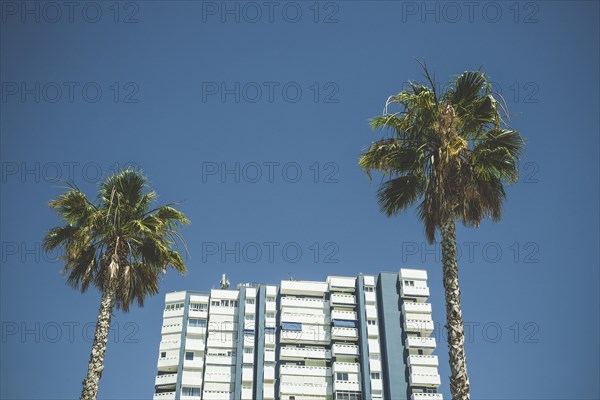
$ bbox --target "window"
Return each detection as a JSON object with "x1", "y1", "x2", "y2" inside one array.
[
  {"x1": 190, "y1": 303, "x2": 207, "y2": 312},
  {"x1": 425, "y1": 388, "x2": 438, "y2": 394},
  {"x1": 243, "y1": 329, "x2": 255, "y2": 336},
  {"x1": 364, "y1": 286, "x2": 374, "y2": 292},
  {"x1": 211, "y1": 300, "x2": 219, "y2": 306},
  {"x1": 182, "y1": 387, "x2": 201, "y2": 396},
  {"x1": 281, "y1": 322, "x2": 302, "y2": 331},
  {"x1": 367, "y1": 319, "x2": 376, "y2": 325},
  {"x1": 165, "y1": 302, "x2": 184, "y2": 311},
  {"x1": 370, "y1": 372, "x2": 381, "y2": 380},
  {"x1": 188, "y1": 318, "x2": 206, "y2": 328},
  {"x1": 332, "y1": 319, "x2": 357, "y2": 328},
  {"x1": 335, "y1": 392, "x2": 362, "y2": 400},
  {"x1": 244, "y1": 347, "x2": 254, "y2": 354},
  {"x1": 160, "y1": 352, "x2": 166, "y2": 358},
  {"x1": 267, "y1": 296, "x2": 276, "y2": 302},
  {"x1": 245, "y1": 314, "x2": 255, "y2": 321},
  {"x1": 404, "y1": 280, "x2": 415, "y2": 287},
  {"x1": 185, "y1": 352, "x2": 194, "y2": 360},
  {"x1": 266, "y1": 312, "x2": 276, "y2": 318},
  {"x1": 336, "y1": 372, "x2": 349, "y2": 381},
  {"x1": 265, "y1": 327, "x2": 276, "y2": 334},
  {"x1": 246, "y1": 298, "x2": 255, "y2": 304}
]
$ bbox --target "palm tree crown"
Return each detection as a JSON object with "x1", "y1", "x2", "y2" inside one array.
[
  {"x1": 360, "y1": 69, "x2": 524, "y2": 242},
  {"x1": 43, "y1": 168, "x2": 189, "y2": 311}
]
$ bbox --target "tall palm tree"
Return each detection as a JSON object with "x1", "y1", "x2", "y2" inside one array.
[
  {"x1": 43, "y1": 168, "x2": 190, "y2": 400},
  {"x1": 359, "y1": 68, "x2": 524, "y2": 400}
]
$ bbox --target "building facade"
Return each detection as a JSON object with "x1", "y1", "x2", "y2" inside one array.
[{"x1": 154, "y1": 269, "x2": 442, "y2": 400}]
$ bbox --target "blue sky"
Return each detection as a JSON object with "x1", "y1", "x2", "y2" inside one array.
[{"x1": 1, "y1": 1, "x2": 599, "y2": 399}]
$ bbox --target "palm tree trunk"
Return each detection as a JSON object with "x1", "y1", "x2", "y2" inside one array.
[
  {"x1": 440, "y1": 218, "x2": 470, "y2": 400},
  {"x1": 80, "y1": 288, "x2": 115, "y2": 400}
]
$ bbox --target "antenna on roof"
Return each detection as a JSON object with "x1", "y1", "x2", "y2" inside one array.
[{"x1": 220, "y1": 273, "x2": 230, "y2": 290}]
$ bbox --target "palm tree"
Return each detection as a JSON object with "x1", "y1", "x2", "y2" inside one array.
[
  {"x1": 43, "y1": 168, "x2": 190, "y2": 400},
  {"x1": 359, "y1": 68, "x2": 524, "y2": 400}
]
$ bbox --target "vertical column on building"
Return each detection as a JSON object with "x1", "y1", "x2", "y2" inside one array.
[
  {"x1": 202, "y1": 288, "x2": 240, "y2": 399},
  {"x1": 376, "y1": 272, "x2": 409, "y2": 400},
  {"x1": 263, "y1": 285, "x2": 277, "y2": 400},
  {"x1": 233, "y1": 287, "x2": 247, "y2": 399},
  {"x1": 356, "y1": 276, "x2": 372, "y2": 399},
  {"x1": 253, "y1": 285, "x2": 266, "y2": 400},
  {"x1": 175, "y1": 292, "x2": 190, "y2": 399},
  {"x1": 399, "y1": 268, "x2": 442, "y2": 398}
]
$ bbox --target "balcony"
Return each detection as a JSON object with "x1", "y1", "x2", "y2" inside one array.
[
  {"x1": 331, "y1": 310, "x2": 357, "y2": 320},
  {"x1": 163, "y1": 308, "x2": 184, "y2": 318},
  {"x1": 403, "y1": 302, "x2": 432, "y2": 314},
  {"x1": 205, "y1": 354, "x2": 234, "y2": 365},
  {"x1": 371, "y1": 379, "x2": 383, "y2": 391},
  {"x1": 367, "y1": 325, "x2": 379, "y2": 337},
  {"x1": 333, "y1": 362, "x2": 360, "y2": 374},
  {"x1": 400, "y1": 285, "x2": 430, "y2": 298},
  {"x1": 187, "y1": 326, "x2": 207, "y2": 336},
  {"x1": 209, "y1": 306, "x2": 237, "y2": 316},
  {"x1": 279, "y1": 383, "x2": 332, "y2": 397},
  {"x1": 406, "y1": 336, "x2": 436, "y2": 354},
  {"x1": 161, "y1": 324, "x2": 182, "y2": 335},
  {"x1": 367, "y1": 339, "x2": 380, "y2": 354},
  {"x1": 204, "y1": 373, "x2": 233, "y2": 383},
  {"x1": 264, "y1": 350, "x2": 275, "y2": 362},
  {"x1": 409, "y1": 372, "x2": 442, "y2": 387},
  {"x1": 280, "y1": 280, "x2": 329, "y2": 296},
  {"x1": 408, "y1": 355, "x2": 439, "y2": 367},
  {"x1": 330, "y1": 293, "x2": 356, "y2": 306},
  {"x1": 280, "y1": 364, "x2": 331, "y2": 377},
  {"x1": 327, "y1": 276, "x2": 356, "y2": 291},
  {"x1": 160, "y1": 340, "x2": 180, "y2": 351},
  {"x1": 153, "y1": 392, "x2": 176, "y2": 400},
  {"x1": 280, "y1": 346, "x2": 331, "y2": 360},
  {"x1": 280, "y1": 328, "x2": 330, "y2": 344},
  {"x1": 186, "y1": 338, "x2": 205, "y2": 351},
  {"x1": 399, "y1": 269, "x2": 428, "y2": 280},
  {"x1": 332, "y1": 343, "x2": 359, "y2": 357},
  {"x1": 183, "y1": 357, "x2": 204, "y2": 369},
  {"x1": 242, "y1": 368, "x2": 253, "y2": 381},
  {"x1": 281, "y1": 312, "x2": 329, "y2": 325},
  {"x1": 202, "y1": 391, "x2": 234, "y2": 400},
  {"x1": 334, "y1": 380, "x2": 361, "y2": 392},
  {"x1": 207, "y1": 336, "x2": 236, "y2": 348},
  {"x1": 241, "y1": 388, "x2": 253, "y2": 399},
  {"x1": 404, "y1": 319, "x2": 434, "y2": 335},
  {"x1": 182, "y1": 370, "x2": 203, "y2": 386},
  {"x1": 155, "y1": 373, "x2": 177, "y2": 386},
  {"x1": 157, "y1": 356, "x2": 179, "y2": 371},
  {"x1": 364, "y1": 291, "x2": 377, "y2": 303},
  {"x1": 264, "y1": 365, "x2": 275, "y2": 380},
  {"x1": 412, "y1": 394, "x2": 443, "y2": 400},
  {"x1": 331, "y1": 327, "x2": 358, "y2": 341},
  {"x1": 281, "y1": 296, "x2": 328, "y2": 309},
  {"x1": 263, "y1": 385, "x2": 275, "y2": 399}
]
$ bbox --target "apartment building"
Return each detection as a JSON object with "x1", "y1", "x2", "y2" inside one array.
[{"x1": 154, "y1": 269, "x2": 442, "y2": 400}]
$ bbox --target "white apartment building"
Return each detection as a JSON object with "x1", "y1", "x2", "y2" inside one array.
[{"x1": 154, "y1": 269, "x2": 442, "y2": 400}]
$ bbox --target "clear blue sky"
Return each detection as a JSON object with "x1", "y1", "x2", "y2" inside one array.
[{"x1": 1, "y1": 1, "x2": 598, "y2": 399}]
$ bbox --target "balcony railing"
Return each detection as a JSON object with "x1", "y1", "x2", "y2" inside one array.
[
  {"x1": 280, "y1": 364, "x2": 331, "y2": 376},
  {"x1": 407, "y1": 354, "x2": 439, "y2": 367},
  {"x1": 155, "y1": 373, "x2": 177, "y2": 386},
  {"x1": 411, "y1": 394, "x2": 443, "y2": 400},
  {"x1": 153, "y1": 392, "x2": 176, "y2": 400},
  {"x1": 280, "y1": 346, "x2": 331, "y2": 360}
]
